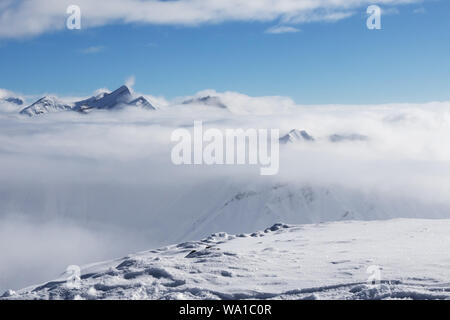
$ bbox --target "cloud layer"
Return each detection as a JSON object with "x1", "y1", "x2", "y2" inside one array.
[
  {"x1": 2, "y1": 86, "x2": 450, "y2": 292},
  {"x1": 0, "y1": 0, "x2": 422, "y2": 39},
  {"x1": 265, "y1": 25, "x2": 301, "y2": 34}
]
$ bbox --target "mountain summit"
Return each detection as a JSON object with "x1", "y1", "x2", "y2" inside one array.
[
  {"x1": 20, "y1": 96, "x2": 72, "y2": 116},
  {"x1": 182, "y1": 95, "x2": 228, "y2": 109},
  {"x1": 20, "y1": 85, "x2": 156, "y2": 117},
  {"x1": 280, "y1": 129, "x2": 315, "y2": 144}
]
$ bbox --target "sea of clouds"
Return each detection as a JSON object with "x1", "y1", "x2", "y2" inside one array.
[{"x1": 1, "y1": 88, "x2": 450, "y2": 291}]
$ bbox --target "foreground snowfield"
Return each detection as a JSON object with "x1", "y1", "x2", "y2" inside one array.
[{"x1": 5, "y1": 219, "x2": 450, "y2": 300}]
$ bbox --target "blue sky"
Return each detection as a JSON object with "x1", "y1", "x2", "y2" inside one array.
[{"x1": 0, "y1": 0, "x2": 449, "y2": 104}]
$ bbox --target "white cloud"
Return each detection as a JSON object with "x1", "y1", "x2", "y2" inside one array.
[
  {"x1": 381, "y1": 7, "x2": 400, "y2": 15},
  {"x1": 0, "y1": 88, "x2": 26, "y2": 113},
  {"x1": 0, "y1": 88, "x2": 17, "y2": 99},
  {"x1": 125, "y1": 75, "x2": 136, "y2": 89},
  {"x1": 413, "y1": 7, "x2": 426, "y2": 14},
  {"x1": 265, "y1": 25, "x2": 300, "y2": 34},
  {"x1": 2, "y1": 86, "x2": 450, "y2": 291},
  {"x1": 0, "y1": 0, "x2": 423, "y2": 39}
]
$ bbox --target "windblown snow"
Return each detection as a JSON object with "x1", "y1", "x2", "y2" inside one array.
[{"x1": 3, "y1": 219, "x2": 450, "y2": 300}]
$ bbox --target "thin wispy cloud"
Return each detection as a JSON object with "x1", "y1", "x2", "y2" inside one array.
[
  {"x1": 413, "y1": 7, "x2": 426, "y2": 14},
  {"x1": 381, "y1": 7, "x2": 400, "y2": 15},
  {"x1": 0, "y1": 0, "x2": 424, "y2": 39},
  {"x1": 80, "y1": 46, "x2": 105, "y2": 54},
  {"x1": 265, "y1": 25, "x2": 300, "y2": 34},
  {"x1": 125, "y1": 75, "x2": 136, "y2": 89}
]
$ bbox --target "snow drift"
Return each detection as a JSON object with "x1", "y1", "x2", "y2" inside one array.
[{"x1": 4, "y1": 219, "x2": 450, "y2": 300}]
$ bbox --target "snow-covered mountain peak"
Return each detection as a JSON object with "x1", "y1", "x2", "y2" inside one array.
[
  {"x1": 183, "y1": 95, "x2": 228, "y2": 109},
  {"x1": 20, "y1": 85, "x2": 157, "y2": 116},
  {"x1": 94, "y1": 91, "x2": 109, "y2": 100},
  {"x1": 128, "y1": 96, "x2": 156, "y2": 110},
  {"x1": 280, "y1": 129, "x2": 315, "y2": 144},
  {"x1": 329, "y1": 133, "x2": 368, "y2": 143},
  {"x1": 20, "y1": 96, "x2": 72, "y2": 117},
  {"x1": 76, "y1": 85, "x2": 132, "y2": 111}
]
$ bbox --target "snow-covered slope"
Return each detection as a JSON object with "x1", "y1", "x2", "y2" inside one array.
[
  {"x1": 183, "y1": 95, "x2": 228, "y2": 109},
  {"x1": 73, "y1": 85, "x2": 132, "y2": 111},
  {"x1": 280, "y1": 129, "x2": 315, "y2": 144},
  {"x1": 178, "y1": 183, "x2": 450, "y2": 242},
  {"x1": 128, "y1": 96, "x2": 156, "y2": 110},
  {"x1": 20, "y1": 96, "x2": 72, "y2": 116},
  {"x1": 4, "y1": 219, "x2": 450, "y2": 300}
]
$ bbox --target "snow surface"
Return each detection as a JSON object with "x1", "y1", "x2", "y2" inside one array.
[
  {"x1": 4, "y1": 219, "x2": 450, "y2": 300},
  {"x1": 173, "y1": 182, "x2": 450, "y2": 243},
  {"x1": 20, "y1": 96, "x2": 72, "y2": 116},
  {"x1": 128, "y1": 96, "x2": 156, "y2": 110}
]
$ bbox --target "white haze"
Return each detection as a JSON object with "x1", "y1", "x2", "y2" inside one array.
[{"x1": 1, "y1": 90, "x2": 450, "y2": 291}]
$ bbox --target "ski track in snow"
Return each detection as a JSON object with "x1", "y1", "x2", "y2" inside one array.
[{"x1": 3, "y1": 219, "x2": 450, "y2": 300}]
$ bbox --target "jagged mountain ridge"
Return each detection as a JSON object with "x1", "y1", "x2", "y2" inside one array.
[
  {"x1": 20, "y1": 96, "x2": 73, "y2": 116},
  {"x1": 177, "y1": 182, "x2": 450, "y2": 242},
  {"x1": 280, "y1": 129, "x2": 369, "y2": 144},
  {"x1": 280, "y1": 129, "x2": 315, "y2": 144},
  {"x1": 329, "y1": 134, "x2": 368, "y2": 143},
  {"x1": 20, "y1": 85, "x2": 156, "y2": 116},
  {"x1": 182, "y1": 95, "x2": 228, "y2": 109}
]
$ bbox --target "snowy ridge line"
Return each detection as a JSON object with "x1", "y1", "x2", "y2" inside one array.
[
  {"x1": 2, "y1": 220, "x2": 450, "y2": 300},
  {"x1": 19, "y1": 85, "x2": 156, "y2": 117}
]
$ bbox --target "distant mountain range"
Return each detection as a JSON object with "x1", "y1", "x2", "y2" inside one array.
[
  {"x1": 15, "y1": 86, "x2": 370, "y2": 145},
  {"x1": 280, "y1": 129, "x2": 369, "y2": 144},
  {"x1": 18, "y1": 85, "x2": 234, "y2": 117},
  {"x1": 280, "y1": 129, "x2": 315, "y2": 144},
  {"x1": 20, "y1": 85, "x2": 156, "y2": 117}
]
